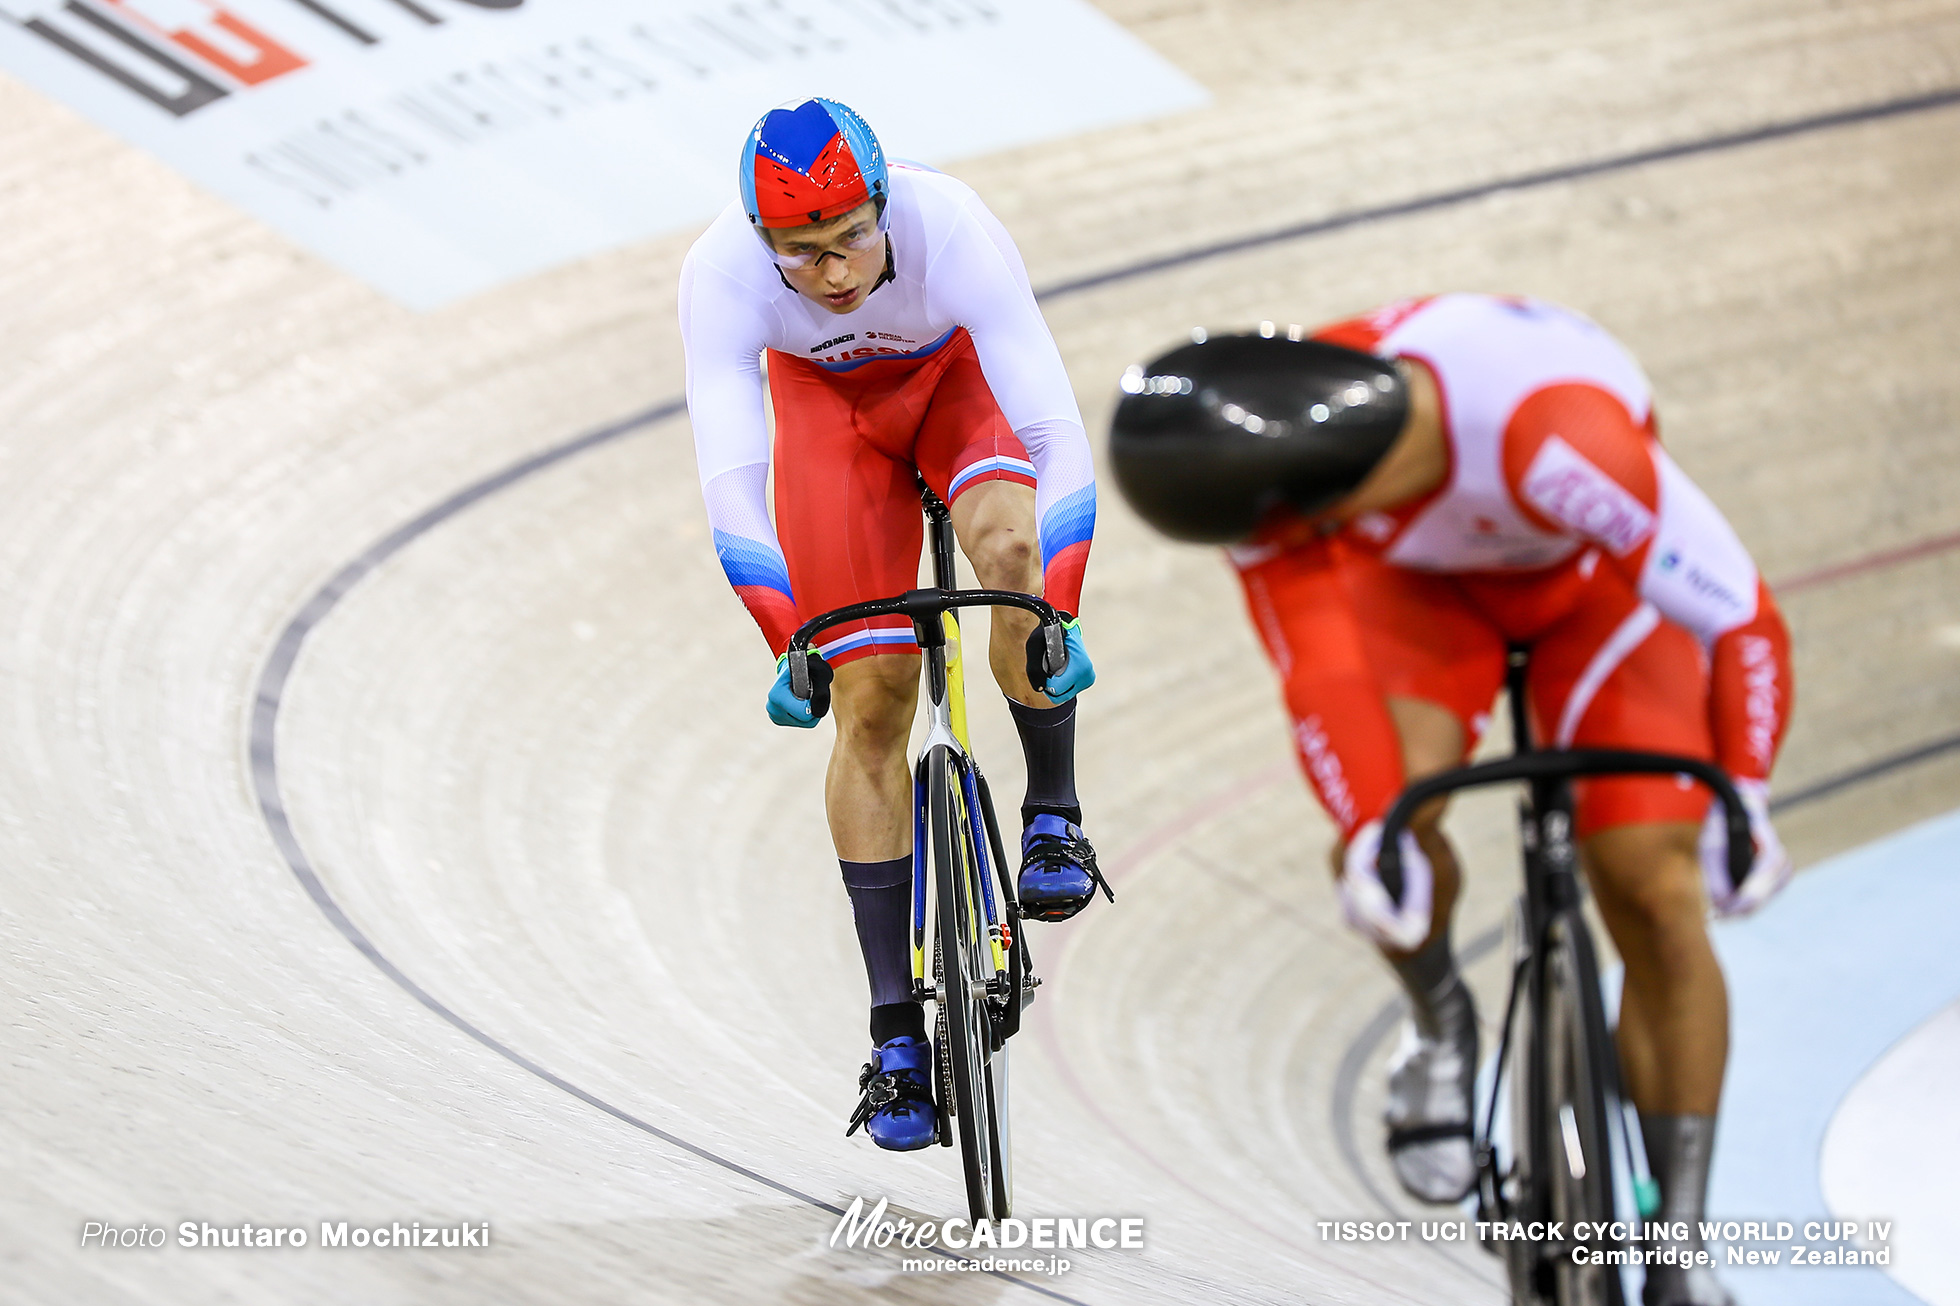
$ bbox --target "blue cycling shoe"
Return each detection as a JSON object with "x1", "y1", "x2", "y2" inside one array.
[
  {"x1": 1017, "y1": 814, "x2": 1108, "y2": 922},
  {"x1": 846, "y1": 1036, "x2": 937, "y2": 1151}
]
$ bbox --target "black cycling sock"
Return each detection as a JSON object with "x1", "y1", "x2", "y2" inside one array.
[
  {"x1": 840, "y1": 856, "x2": 915, "y2": 1016},
  {"x1": 870, "y1": 1001, "x2": 927, "y2": 1047},
  {"x1": 1008, "y1": 697, "x2": 1081, "y2": 828},
  {"x1": 1389, "y1": 933, "x2": 1458, "y2": 1039},
  {"x1": 1641, "y1": 1112, "x2": 1717, "y2": 1234}
]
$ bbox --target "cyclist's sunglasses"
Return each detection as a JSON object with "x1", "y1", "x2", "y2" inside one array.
[{"x1": 757, "y1": 199, "x2": 888, "y2": 270}]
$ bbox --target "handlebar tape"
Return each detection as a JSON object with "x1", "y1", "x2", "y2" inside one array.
[
  {"x1": 788, "y1": 649, "x2": 834, "y2": 719},
  {"x1": 1022, "y1": 621, "x2": 1069, "y2": 693}
]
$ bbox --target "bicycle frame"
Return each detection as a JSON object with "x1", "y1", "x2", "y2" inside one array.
[
  {"x1": 1376, "y1": 646, "x2": 1754, "y2": 1301},
  {"x1": 783, "y1": 489, "x2": 1059, "y2": 1031},
  {"x1": 787, "y1": 488, "x2": 1059, "y2": 1214}
]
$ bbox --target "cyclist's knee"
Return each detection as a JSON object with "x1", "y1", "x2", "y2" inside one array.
[
  {"x1": 966, "y1": 526, "x2": 1038, "y2": 592},
  {"x1": 832, "y1": 656, "x2": 919, "y2": 751},
  {"x1": 1586, "y1": 822, "x2": 1705, "y2": 940}
]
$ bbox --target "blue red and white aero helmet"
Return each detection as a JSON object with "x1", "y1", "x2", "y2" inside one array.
[{"x1": 739, "y1": 97, "x2": 889, "y2": 231}]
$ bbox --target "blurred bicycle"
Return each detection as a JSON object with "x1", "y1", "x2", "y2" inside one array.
[{"x1": 1377, "y1": 646, "x2": 1753, "y2": 1306}]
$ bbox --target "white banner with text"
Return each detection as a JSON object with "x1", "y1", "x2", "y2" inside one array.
[{"x1": 1, "y1": 0, "x2": 1206, "y2": 306}]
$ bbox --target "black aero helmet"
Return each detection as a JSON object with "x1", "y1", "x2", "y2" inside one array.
[{"x1": 1108, "y1": 330, "x2": 1410, "y2": 544}]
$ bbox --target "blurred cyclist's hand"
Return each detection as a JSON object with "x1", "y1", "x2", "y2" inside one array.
[
  {"x1": 1026, "y1": 618, "x2": 1096, "y2": 704},
  {"x1": 766, "y1": 652, "x2": 831, "y2": 728},
  {"x1": 1340, "y1": 819, "x2": 1434, "y2": 952},
  {"x1": 1700, "y1": 778, "x2": 1790, "y2": 916}
]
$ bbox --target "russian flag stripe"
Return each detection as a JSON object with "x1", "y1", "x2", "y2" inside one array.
[
  {"x1": 818, "y1": 626, "x2": 919, "y2": 658},
  {"x1": 1038, "y1": 485, "x2": 1097, "y2": 565},
  {"x1": 714, "y1": 530, "x2": 793, "y2": 596},
  {"x1": 949, "y1": 455, "x2": 1038, "y2": 496}
]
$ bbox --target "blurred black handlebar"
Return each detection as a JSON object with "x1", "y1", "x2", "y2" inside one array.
[{"x1": 1375, "y1": 749, "x2": 1752, "y2": 899}]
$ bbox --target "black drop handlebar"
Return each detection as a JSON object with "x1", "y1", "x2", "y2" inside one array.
[
  {"x1": 784, "y1": 589, "x2": 1068, "y2": 704},
  {"x1": 1375, "y1": 749, "x2": 1753, "y2": 899}
]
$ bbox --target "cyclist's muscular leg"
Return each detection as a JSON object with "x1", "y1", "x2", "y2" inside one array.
[
  {"x1": 826, "y1": 654, "x2": 922, "y2": 860},
  {"x1": 1582, "y1": 822, "x2": 1728, "y2": 1115},
  {"x1": 950, "y1": 477, "x2": 1100, "y2": 919},
  {"x1": 1585, "y1": 821, "x2": 1735, "y2": 1306},
  {"x1": 948, "y1": 478, "x2": 1047, "y2": 706}
]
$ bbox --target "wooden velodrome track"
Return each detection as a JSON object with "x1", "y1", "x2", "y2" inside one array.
[{"x1": 5, "y1": 0, "x2": 1959, "y2": 1302}]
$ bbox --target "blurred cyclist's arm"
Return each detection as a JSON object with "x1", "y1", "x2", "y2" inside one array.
[
  {"x1": 1634, "y1": 454, "x2": 1793, "y2": 786},
  {"x1": 1235, "y1": 534, "x2": 1435, "y2": 948},
  {"x1": 1508, "y1": 399, "x2": 1795, "y2": 912},
  {"x1": 1631, "y1": 451, "x2": 1796, "y2": 913},
  {"x1": 1506, "y1": 405, "x2": 1794, "y2": 784},
  {"x1": 930, "y1": 197, "x2": 1096, "y2": 616},
  {"x1": 679, "y1": 250, "x2": 801, "y2": 657}
]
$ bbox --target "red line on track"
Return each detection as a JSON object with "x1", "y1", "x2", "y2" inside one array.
[{"x1": 1775, "y1": 527, "x2": 1960, "y2": 593}]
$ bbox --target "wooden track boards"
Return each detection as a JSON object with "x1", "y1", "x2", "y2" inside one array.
[{"x1": 3, "y1": 1, "x2": 1957, "y2": 1301}]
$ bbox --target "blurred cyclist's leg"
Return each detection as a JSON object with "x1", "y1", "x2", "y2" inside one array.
[
  {"x1": 1587, "y1": 822, "x2": 1734, "y2": 1306},
  {"x1": 1535, "y1": 580, "x2": 1734, "y2": 1305},
  {"x1": 1317, "y1": 553, "x2": 1503, "y2": 1201},
  {"x1": 1585, "y1": 823, "x2": 1727, "y2": 1115},
  {"x1": 1325, "y1": 695, "x2": 1481, "y2": 1203}
]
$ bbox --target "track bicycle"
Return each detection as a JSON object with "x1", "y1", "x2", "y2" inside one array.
[
  {"x1": 1377, "y1": 646, "x2": 1752, "y2": 1306},
  {"x1": 786, "y1": 485, "x2": 1072, "y2": 1222}
]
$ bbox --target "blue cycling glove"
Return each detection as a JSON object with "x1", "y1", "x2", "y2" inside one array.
[
  {"x1": 767, "y1": 652, "x2": 832, "y2": 728},
  {"x1": 1027, "y1": 618, "x2": 1095, "y2": 704}
]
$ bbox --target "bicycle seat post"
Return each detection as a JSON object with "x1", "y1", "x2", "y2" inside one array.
[
  {"x1": 1504, "y1": 643, "x2": 1533, "y2": 755},
  {"x1": 919, "y1": 481, "x2": 958, "y2": 593}
]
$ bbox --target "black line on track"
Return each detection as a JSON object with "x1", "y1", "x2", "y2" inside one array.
[
  {"x1": 251, "y1": 78, "x2": 1960, "y2": 1302},
  {"x1": 1037, "y1": 85, "x2": 1960, "y2": 302},
  {"x1": 250, "y1": 398, "x2": 1089, "y2": 1306},
  {"x1": 1768, "y1": 730, "x2": 1960, "y2": 813}
]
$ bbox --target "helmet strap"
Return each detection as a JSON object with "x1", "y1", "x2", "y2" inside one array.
[{"x1": 867, "y1": 237, "x2": 895, "y2": 298}]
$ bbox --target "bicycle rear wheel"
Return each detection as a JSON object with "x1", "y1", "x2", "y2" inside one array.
[
  {"x1": 928, "y1": 745, "x2": 1000, "y2": 1222},
  {"x1": 1538, "y1": 911, "x2": 1625, "y2": 1306}
]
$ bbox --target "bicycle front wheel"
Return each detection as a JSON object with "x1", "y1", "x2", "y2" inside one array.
[
  {"x1": 1539, "y1": 910, "x2": 1625, "y2": 1306},
  {"x1": 928, "y1": 745, "x2": 1001, "y2": 1223}
]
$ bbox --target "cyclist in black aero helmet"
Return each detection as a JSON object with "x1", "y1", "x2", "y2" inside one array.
[
  {"x1": 1111, "y1": 300, "x2": 1795, "y2": 1306},
  {"x1": 1108, "y1": 330, "x2": 1408, "y2": 543}
]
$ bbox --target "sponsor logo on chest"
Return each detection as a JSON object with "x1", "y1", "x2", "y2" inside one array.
[
  {"x1": 809, "y1": 330, "x2": 930, "y2": 365},
  {"x1": 1519, "y1": 436, "x2": 1655, "y2": 555}
]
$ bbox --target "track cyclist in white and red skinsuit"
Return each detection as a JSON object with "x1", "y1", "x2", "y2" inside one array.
[
  {"x1": 1109, "y1": 295, "x2": 1794, "y2": 1306},
  {"x1": 680, "y1": 98, "x2": 1102, "y2": 1153}
]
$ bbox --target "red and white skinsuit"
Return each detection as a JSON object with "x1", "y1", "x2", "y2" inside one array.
[{"x1": 1232, "y1": 295, "x2": 1793, "y2": 930}]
